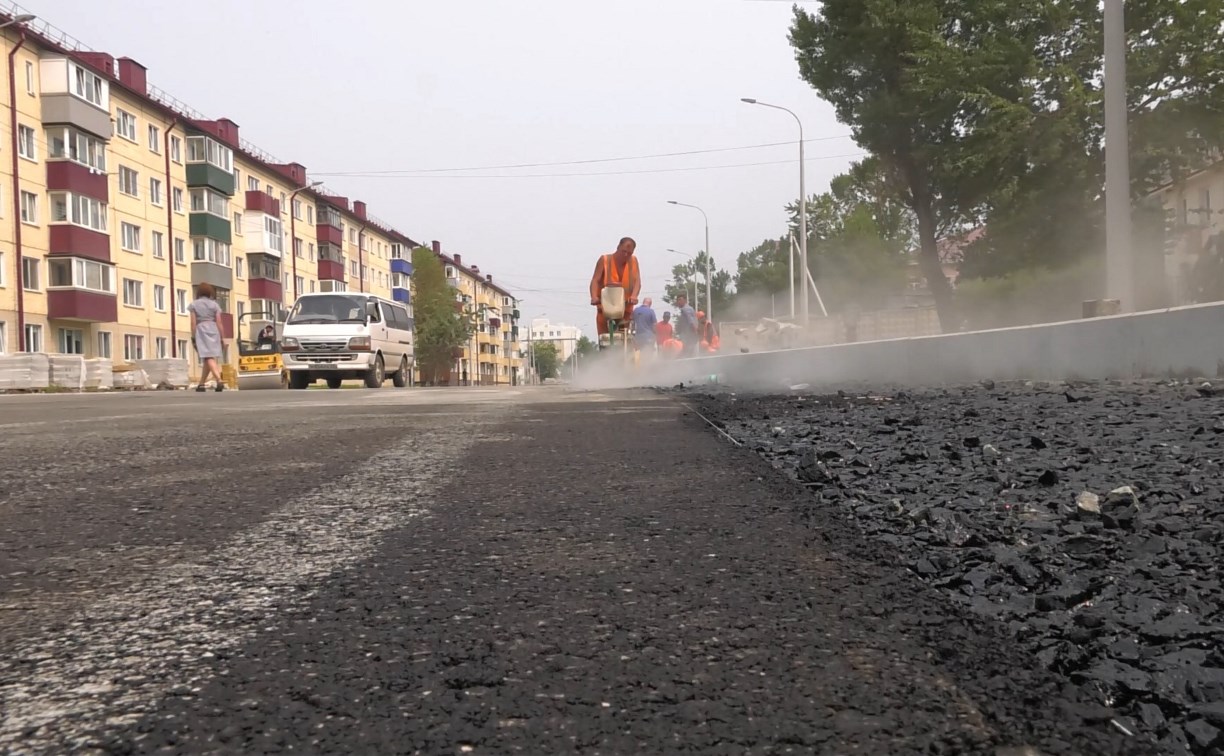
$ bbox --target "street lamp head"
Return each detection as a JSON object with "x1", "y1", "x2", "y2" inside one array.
[
  {"x1": 667, "y1": 200, "x2": 678, "y2": 205},
  {"x1": 308, "y1": 180, "x2": 323, "y2": 188},
  {"x1": 740, "y1": 98, "x2": 757, "y2": 104},
  {"x1": 12, "y1": 13, "x2": 35, "y2": 22}
]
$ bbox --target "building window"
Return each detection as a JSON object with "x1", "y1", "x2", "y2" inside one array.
[
  {"x1": 295, "y1": 275, "x2": 304, "y2": 294},
  {"x1": 309, "y1": 280, "x2": 315, "y2": 293},
  {"x1": 192, "y1": 237, "x2": 232, "y2": 267},
  {"x1": 123, "y1": 278, "x2": 143, "y2": 307},
  {"x1": 49, "y1": 193, "x2": 107, "y2": 232},
  {"x1": 21, "y1": 256, "x2": 40, "y2": 290},
  {"x1": 293, "y1": 199, "x2": 302, "y2": 219},
  {"x1": 172, "y1": 187, "x2": 184, "y2": 213},
  {"x1": 24, "y1": 61, "x2": 34, "y2": 95},
  {"x1": 118, "y1": 166, "x2": 140, "y2": 197},
  {"x1": 152, "y1": 230, "x2": 165, "y2": 259},
  {"x1": 174, "y1": 238, "x2": 186, "y2": 264},
  {"x1": 176, "y1": 288, "x2": 188, "y2": 315},
  {"x1": 234, "y1": 212, "x2": 243, "y2": 235},
  {"x1": 264, "y1": 216, "x2": 285, "y2": 254},
  {"x1": 47, "y1": 127, "x2": 107, "y2": 172},
  {"x1": 0, "y1": 251, "x2": 5, "y2": 286},
  {"x1": 155, "y1": 337, "x2": 168, "y2": 358},
  {"x1": 308, "y1": 242, "x2": 316, "y2": 262},
  {"x1": 307, "y1": 206, "x2": 314, "y2": 224},
  {"x1": 149, "y1": 178, "x2": 163, "y2": 206},
  {"x1": 123, "y1": 334, "x2": 144, "y2": 361},
  {"x1": 170, "y1": 135, "x2": 182, "y2": 163},
  {"x1": 48, "y1": 257, "x2": 115, "y2": 294},
  {"x1": 17, "y1": 125, "x2": 36, "y2": 160},
  {"x1": 233, "y1": 167, "x2": 241, "y2": 187},
  {"x1": 121, "y1": 222, "x2": 142, "y2": 253},
  {"x1": 115, "y1": 109, "x2": 137, "y2": 141},
  {"x1": 97, "y1": 331, "x2": 112, "y2": 359},
  {"x1": 176, "y1": 339, "x2": 188, "y2": 358},
  {"x1": 24, "y1": 324, "x2": 42, "y2": 353},
  {"x1": 72, "y1": 63, "x2": 106, "y2": 108},
  {"x1": 148, "y1": 124, "x2": 161, "y2": 153},
  {"x1": 0, "y1": 321, "x2": 6, "y2": 353},
  {"x1": 58, "y1": 328, "x2": 84, "y2": 355},
  {"x1": 189, "y1": 188, "x2": 228, "y2": 218},
  {"x1": 153, "y1": 284, "x2": 167, "y2": 312},
  {"x1": 20, "y1": 191, "x2": 37, "y2": 224},
  {"x1": 235, "y1": 256, "x2": 245, "y2": 278},
  {"x1": 294, "y1": 238, "x2": 303, "y2": 258},
  {"x1": 247, "y1": 176, "x2": 260, "y2": 193},
  {"x1": 185, "y1": 135, "x2": 233, "y2": 172}
]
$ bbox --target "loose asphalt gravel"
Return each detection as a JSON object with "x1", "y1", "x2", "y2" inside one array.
[
  {"x1": 689, "y1": 379, "x2": 1224, "y2": 756},
  {"x1": 0, "y1": 385, "x2": 1170, "y2": 754}
]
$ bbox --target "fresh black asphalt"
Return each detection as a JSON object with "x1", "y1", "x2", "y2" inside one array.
[{"x1": 0, "y1": 388, "x2": 1150, "y2": 754}]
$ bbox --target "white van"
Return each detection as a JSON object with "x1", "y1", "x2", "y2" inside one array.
[{"x1": 280, "y1": 292, "x2": 414, "y2": 389}]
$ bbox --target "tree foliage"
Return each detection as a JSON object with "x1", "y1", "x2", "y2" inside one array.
[
  {"x1": 532, "y1": 341, "x2": 560, "y2": 380},
  {"x1": 411, "y1": 247, "x2": 473, "y2": 383},
  {"x1": 663, "y1": 251, "x2": 734, "y2": 317}
]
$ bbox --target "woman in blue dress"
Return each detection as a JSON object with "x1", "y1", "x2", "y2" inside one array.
[{"x1": 188, "y1": 283, "x2": 227, "y2": 392}]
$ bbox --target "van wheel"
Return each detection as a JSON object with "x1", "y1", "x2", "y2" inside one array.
[
  {"x1": 392, "y1": 356, "x2": 409, "y2": 387},
  {"x1": 289, "y1": 372, "x2": 311, "y2": 390},
  {"x1": 364, "y1": 356, "x2": 385, "y2": 389},
  {"x1": 326, "y1": 377, "x2": 343, "y2": 389}
]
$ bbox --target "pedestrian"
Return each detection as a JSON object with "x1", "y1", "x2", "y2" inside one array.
[
  {"x1": 631, "y1": 296, "x2": 658, "y2": 354},
  {"x1": 675, "y1": 293, "x2": 699, "y2": 358},
  {"x1": 189, "y1": 283, "x2": 227, "y2": 392}
]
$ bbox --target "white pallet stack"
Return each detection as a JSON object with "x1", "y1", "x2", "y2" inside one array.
[
  {"x1": 136, "y1": 358, "x2": 189, "y2": 388},
  {"x1": 84, "y1": 358, "x2": 115, "y2": 390},
  {"x1": 0, "y1": 353, "x2": 51, "y2": 391}
]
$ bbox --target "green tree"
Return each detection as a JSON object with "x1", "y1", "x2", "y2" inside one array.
[
  {"x1": 574, "y1": 335, "x2": 596, "y2": 356},
  {"x1": 663, "y1": 251, "x2": 734, "y2": 317},
  {"x1": 411, "y1": 246, "x2": 473, "y2": 384},
  {"x1": 532, "y1": 341, "x2": 560, "y2": 380}
]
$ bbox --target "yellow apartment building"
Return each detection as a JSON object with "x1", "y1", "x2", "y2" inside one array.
[
  {"x1": 0, "y1": 14, "x2": 429, "y2": 379},
  {"x1": 436, "y1": 245, "x2": 523, "y2": 386},
  {"x1": 1147, "y1": 157, "x2": 1224, "y2": 306}
]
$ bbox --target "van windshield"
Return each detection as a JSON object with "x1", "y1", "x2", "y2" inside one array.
[{"x1": 286, "y1": 295, "x2": 368, "y2": 324}]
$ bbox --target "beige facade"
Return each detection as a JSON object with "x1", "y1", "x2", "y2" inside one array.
[
  {"x1": 440, "y1": 250, "x2": 523, "y2": 386},
  {"x1": 1148, "y1": 158, "x2": 1224, "y2": 305}
]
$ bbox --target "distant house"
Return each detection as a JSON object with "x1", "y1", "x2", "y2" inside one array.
[
  {"x1": 901, "y1": 228, "x2": 976, "y2": 307},
  {"x1": 1146, "y1": 156, "x2": 1224, "y2": 305}
]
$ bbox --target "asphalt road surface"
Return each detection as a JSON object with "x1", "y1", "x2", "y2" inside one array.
[{"x1": 0, "y1": 387, "x2": 1146, "y2": 755}]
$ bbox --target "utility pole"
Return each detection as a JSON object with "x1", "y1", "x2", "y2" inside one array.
[{"x1": 1104, "y1": 0, "x2": 1132, "y2": 311}]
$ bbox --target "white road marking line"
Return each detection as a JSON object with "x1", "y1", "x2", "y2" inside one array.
[{"x1": 0, "y1": 413, "x2": 505, "y2": 753}]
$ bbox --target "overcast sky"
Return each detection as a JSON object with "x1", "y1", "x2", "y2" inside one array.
[{"x1": 32, "y1": 0, "x2": 858, "y2": 332}]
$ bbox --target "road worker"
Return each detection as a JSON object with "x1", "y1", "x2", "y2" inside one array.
[{"x1": 589, "y1": 237, "x2": 641, "y2": 348}]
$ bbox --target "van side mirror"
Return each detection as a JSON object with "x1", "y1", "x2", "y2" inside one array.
[{"x1": 366, "y1": 301, "x2": 379, "y2": 320}]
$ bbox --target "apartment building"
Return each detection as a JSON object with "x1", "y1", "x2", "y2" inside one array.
[
  {"x1": 1148, "y1": 157, "x2": 1224, "y2": 306},
  {"x1": 0, "y1": 12, "x2": 420, "y2": 375},
  {"x1": 437, "y1": 245, "x2": 523, "y2": 386}
]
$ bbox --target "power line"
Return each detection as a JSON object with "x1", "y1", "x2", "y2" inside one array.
[
  {"x1": 319, "y1": 153, "x2": 866, "y2": 180},
  {"x1": 312, "y1": 135, "x2": 853, "y2": 176}
]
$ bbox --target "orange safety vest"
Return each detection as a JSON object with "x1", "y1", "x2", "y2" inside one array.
[{"x1": 601, "y1": 254, "x2": 639, "y2": 294}]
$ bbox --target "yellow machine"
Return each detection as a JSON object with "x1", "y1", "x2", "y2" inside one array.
[{"x1": 236, "y1": 311, "x2": 288, "y2": 390}]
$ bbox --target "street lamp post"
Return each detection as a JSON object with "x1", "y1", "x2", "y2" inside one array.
[
  {"x1": 666, "y1": 248, "x2": 699, "y2": 305},
  {"x1": 667, "y1": 201, "x2": 711, "y2": 320},
  {"x1": 742, "y1": 98, "x2": 809, "y2": 325},
  {"x1": 289, "y1": 180, "x2": 323, "y2": 301},
  {"x1": 1104, "y1": 0, "x2": 1132, "y2": 311}
]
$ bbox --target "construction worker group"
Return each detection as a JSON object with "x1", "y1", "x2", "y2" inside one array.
[{"x1": 589, "y1": 237, "x2": 720, "y2": 358}]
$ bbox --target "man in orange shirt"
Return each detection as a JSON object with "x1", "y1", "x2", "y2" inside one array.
[
  {"x1": 589, "y1": 237, "x2": 641, "y2": 345},
  {"x1": 655, "y1": 311, "x2": 674, "y2": 344}
]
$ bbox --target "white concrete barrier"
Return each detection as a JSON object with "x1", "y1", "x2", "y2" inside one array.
[{"x1": 651, "y1": 302, "x2": 1224, "y2": 389}]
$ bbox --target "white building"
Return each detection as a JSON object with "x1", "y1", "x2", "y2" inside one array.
[{"x1": 528, "y1": 318, "x2": 584, "y2": 363}]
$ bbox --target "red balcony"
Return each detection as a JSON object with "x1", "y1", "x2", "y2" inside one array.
[
  {"x1": 49, "y1": 225, "x2": 110, "y2": 263},
  {"x1": 316, "y1": 224, "x2": 343, "y2": 246},
  {"x1": 218, "y1": 312, "x2": 234, "y2": 339},
  {"x1": 48, "y1": 289, "x2": 118, "y2": 322},
  {"x1": 317, "y1": 259, "x2": 344, "y2": 281},
  {"x1": 47, "y1": 161, "x2": 108, "y2": 202},
  {"x1": 245, "y1": 190, "x2": 281, "y2": 216},
  {"x1": 248, "y1": 277, "x2": 283, "y2": 301}
]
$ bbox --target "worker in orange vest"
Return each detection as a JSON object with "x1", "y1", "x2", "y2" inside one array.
[
  {"x1": 589, "y1": 237, "x2": 641, "y2": 346},
  {"x1": 698, "y1": 312, "x2": 720, "y2": 353}
]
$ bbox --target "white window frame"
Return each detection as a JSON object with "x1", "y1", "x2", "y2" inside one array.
[
  {"x1": 176, "y1": 288, "x2": 189, "y2": 315},
  {"x1": 115, "y1": 109, "x2": 137, "y2": 142},
  {"x1": 120, "y1": 222, "x2": 142, "y2": 253},
  {"x1": 172, "y1": 187, "x2": 184, "y2": 214},
  {"x1": 170, "y1": 135, "x2": 182, "y2": 164},
  {"x1": 24, "y1": 324, "x2": 43, "y2": 354},
  {"x1": 185, "y1": 135, "x2": 233, "y2": 172},
  {"x1": 71, "y1": 62, "x2": 107, "y2": 108},
  {"x1": 47, "y1": 127, "x2": 107, "y2": 172},
  {"x1": 155, "y1": 336, "x2": 167, "y2": 359},
  {"x1": 233, "y1": 211, "x2": 243, "y2": 235},
  {"x1": 118, "y1": 166, "x2": 140, "y2": 197},
  {"x1": 20, "y1": 191, "x2": 38, "y2": 224},
  {"x1": 122, "y1": 278, "x2": 143, "y2": 308},
  {"x1": 58, "y1": 327, "x2": 85, "y2": 355},
  {"x1": 123, "y1": 334, "x2": 144, "y2": 362},
  {"x1": 97, "y1": 331, "x2": 112, "y2": 359},
  {"x1": 264, "y1": 215, "x2": 284, "y2": 254},
  {"x1": 21, "y1": 256, "x2": 40, "y2": 291},
  {"x1": 174, "y1": 238, "x2": 186, "y2": 264},
  {"x1": 149, "y1": 177, "x2": 163, "y2": 206},
  {"x1": 153, "y1": 284, "x2": 167, "y2": 312},
  {"x1": 17, "y1": 124, "x2": 36, "y2": 160},
  {"x1": 189, "y1": 187, "x2": 228, "y2": 218},
  {"x1": 47, "y1": 257, "x2": 116, "y2": 295},
  {"x1": 152, "y1": 230, "x2": 165, "y2": 259},
  {"x1": 148, "y1": 124, "x2": 161, "y2": 153},
  {"x1": 24, "y1": 61, "x2": 34, "y2": 95},
  {"x1": 192, "y1": 237, "x2": 232, "y2": 267},
  {"x1": 49, "y1": 192, "x2": 108, "y2": 233}
]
